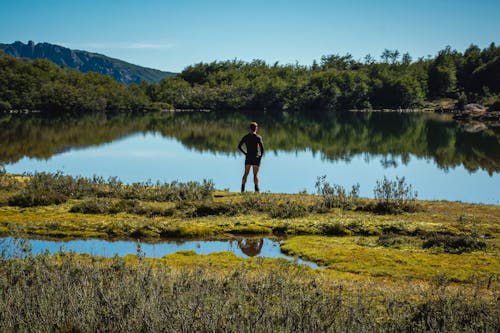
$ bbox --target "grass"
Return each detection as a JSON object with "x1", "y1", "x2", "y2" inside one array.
[
  {"x1": 280, "y1": 236, "x2": 499, "y2": 283},
  {"x1": 0, "y1": 250, "x2": 497, "y2": 332}
]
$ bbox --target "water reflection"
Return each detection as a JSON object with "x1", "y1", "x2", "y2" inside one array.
[
  {"x1": 1, "y1": 111, "x2": 498, "y2": 174},
  {"x1": 237, "y1": 238, "x2": 264, "y2": 257},
  {"x1": 2, "y1": 111, "x2": 499, "y2": 203},
  {"x1": 0, "y1": 237, "x2": 318, "y2": 268}
]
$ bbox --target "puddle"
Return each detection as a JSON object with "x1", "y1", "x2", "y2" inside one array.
[{"x1": 0, "y1": 237, "x2": 319, "y2": 268}]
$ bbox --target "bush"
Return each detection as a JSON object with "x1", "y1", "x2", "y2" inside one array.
[
  {"x1": 70, "y1": 198, "x2": 175, "y2": 217},
  {"x1": 186, "y1": 201, "x2": 239, "y2": 217},
  {"x1": 118, "y1": 179, "x2": 215, "y2": 202},
  {"x1": 422, "y1": 234, "x2": 486, "y2": 254},
  {"x1": 315, "y1": 175, "x2": 360, "y2": 210},
  {"x1": 9, "y1": 190, "x2": 68, "y2": 207},
  {"x1": 368, "y1": 176, "x2": 418, "y2": 214},
  {"x1": 268, "y1": 200, "x2": 309, "y2": 219},
  {"x1": 70, "y1": 197, "x2": 114, "y2": 214},
  {"x1": 240, "y1": 194, "x2": 311, "y2": 219},
  {"x1": 0, "y1": 165, "x2": 19, "y2": 191},
  {"x1": 240, "y1": 193, "x2": 274, "y2": 213},
  {"x1": 8, "y1": 172, "x2": 102, "y2": 207},
  {"x1": 8, "y1": 172, "x2": 216, "y2": 207}
]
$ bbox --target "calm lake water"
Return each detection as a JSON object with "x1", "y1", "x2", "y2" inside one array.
[{"x1": 2, "y1": 111, "x2": 499, "y2": 204}]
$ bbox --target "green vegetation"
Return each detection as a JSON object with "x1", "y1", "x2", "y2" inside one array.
[
  {"x1": 1, "y1": 43, "x2": 499, "y2": 113},
  {"x1": 0, "y1": 250, "x2": 497, "y2": 332},
  {"x1": 1, "y1": 111, "x2": 498, "y2": 174},
  {"x1": 146, "y1": 43, "x2": 500, "y2": 111},
  {"x1": 315, "y1": 175, "x2": 360, "y2": 210},
  {"x1": 7, "y1": 172, "x2": 214, "y2": 207},
  {"x1": 0, "y1": 172, "x2": 498, "y2": 281},
  {"x1": 368, "y1": 176, "x2": 419, "y2": 214},
  {"x1": 0, "y1": 51, "x2": 151, "y2": 112},
  {"x1": 280, "y1": 236, "x2": 497, "y2": 282},
  {"x1": 0, "y1": 173, "x2": 498, "y2": 331}
]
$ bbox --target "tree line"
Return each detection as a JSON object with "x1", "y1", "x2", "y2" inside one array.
[
  {"x1": 0, "y1": 43, "x2": 499, "y2": 113},
  {"x1": 1, "y1": 111, "x2": 498, "y2": 173}
]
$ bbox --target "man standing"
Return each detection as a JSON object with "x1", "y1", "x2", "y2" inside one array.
[{"x1": 238, "y1": 122, "x2": 264, "y2": 192}]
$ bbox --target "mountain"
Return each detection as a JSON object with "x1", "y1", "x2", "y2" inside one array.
[{"x1": 0, "y1": 41, "x2": 176, "y2": 85}]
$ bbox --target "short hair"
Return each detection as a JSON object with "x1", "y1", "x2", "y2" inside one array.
[{"x1": 249, "y1": 122, "x2": 258, "y2": 131}]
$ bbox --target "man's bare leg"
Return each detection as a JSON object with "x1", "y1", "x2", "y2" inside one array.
[
  {"x1": 252, "y1": 165, "x2": 260, "y2": 192},
  {"x1": 241, "y1": 164, "x2": 251, "y2": 192}
]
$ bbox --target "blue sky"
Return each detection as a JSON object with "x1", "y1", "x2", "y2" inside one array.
[{"x1": 1, "y1": 0, "x2": 499, "y2": 72}]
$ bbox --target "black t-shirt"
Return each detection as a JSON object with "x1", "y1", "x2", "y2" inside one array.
[{"x1": 238, "y1": 132, "x2": 264, "y2": 157}]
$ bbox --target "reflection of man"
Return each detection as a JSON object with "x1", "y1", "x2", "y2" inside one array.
[
  {"x1": 237, "y1": 239, "x2": 264, "y2": 257},
  {"x1": 238, "y1": 122, "x2": 264, "y2": 193}
]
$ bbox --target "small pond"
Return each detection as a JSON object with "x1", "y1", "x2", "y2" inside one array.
[{"x1": 0, "y1": 237, "x2": 319, "y2": 269}]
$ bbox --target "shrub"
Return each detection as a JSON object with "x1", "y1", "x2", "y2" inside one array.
[
  {"x1": 70, "y1": 198, "x2": 175, "y2": 217},
  {"x1": 118, "y1": 179, "x2": 215, "y2": 202},
  {"x1": 268, "y1": 200, "x2": 309, "y2": 219},
  {"x1": 422, "y1": 234, "x2": 486, "y2": 254},
  {"x1": 70, "y1": 197, "x2": 114, "y2": 214},
  {"x1": 368, "y1": 176, "x2": 418, "y2": 214},
  {"x1": 9, "y1": 190, "x2": 68, "y2": 207},
  {"x1": 315, "y1": 175, "x2": 360, "y2": 210},
  {"x1": 317, "y1": 221, "x2": 352, "y2": 236},
  {"x1": 240, "y1": 193, "x2": 274, "y2": 213},
  {"x1": 0, "y1": 252, "x2": 497, "y2": 332},
  {"x1": 0, "y1": 165, "x2": 20, "y2": 191},
  {"x1": 190, "y1": 202, "x2": 239, "y2": 217},
  {"x1": 8, "y1": 172, "x2": 216, "y2": 207},
  {"x1": 8, "y1": 172, "x2": 102, "y2": 207}
]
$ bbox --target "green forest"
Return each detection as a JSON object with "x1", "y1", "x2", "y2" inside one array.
[{"x1": 1, "y1": 43, "x2": 499, "y2": 113}]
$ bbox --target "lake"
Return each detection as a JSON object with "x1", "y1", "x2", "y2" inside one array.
[{"x1": 2, "y1": 111, "x2": 499, "y2": 204}]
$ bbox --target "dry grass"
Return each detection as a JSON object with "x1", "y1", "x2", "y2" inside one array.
[{"x1": 0, "y1": 250, "x2": 497, "y2": 332}]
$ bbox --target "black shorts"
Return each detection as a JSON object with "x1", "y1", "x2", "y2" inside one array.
[{"x1": 245, "y1": 156, "x2": 261, "y2": 166}]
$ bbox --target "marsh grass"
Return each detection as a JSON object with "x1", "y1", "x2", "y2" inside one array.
[
  {"x1": 7, "y1": 172, "x2": 215, "y2": 207},
  {"x1": 0, "y1": 249, "x2": 497, "y2": 332},
  {"x1": 70, "y1": 198, "x2": 175, "y2": 217}
]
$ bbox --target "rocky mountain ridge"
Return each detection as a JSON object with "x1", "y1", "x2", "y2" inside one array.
[{"x1": 0, "y1": 40, "x2": 175, "y2": 85}]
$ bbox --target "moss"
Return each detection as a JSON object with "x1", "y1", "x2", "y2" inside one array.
[{"x1": 281, "y1": 236, "x2": 499, "y2": 282}]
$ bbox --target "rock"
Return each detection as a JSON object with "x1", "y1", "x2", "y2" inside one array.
[{"x1": 463, "y1": 103, "x2": 486, "y2": 113}]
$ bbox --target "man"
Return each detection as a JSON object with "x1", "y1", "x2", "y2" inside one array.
[{"x1": 238, "y1": 122, "x2": 264, "y2": 192}]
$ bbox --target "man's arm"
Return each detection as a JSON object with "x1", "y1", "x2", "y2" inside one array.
[
  {"x1": 238, "y1": 137, "x2": 246, "y2": 155},
  {"x1": 258, "y1": 137, "x2": 264, "y2": 157}
]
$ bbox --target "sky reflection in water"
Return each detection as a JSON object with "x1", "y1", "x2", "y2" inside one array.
[
  {"x1": 6, "y1": 132, "x2": 499, "y2": 204},
  {"x1": 1, "y1": 237, "x2": 318, "y2": 269}
]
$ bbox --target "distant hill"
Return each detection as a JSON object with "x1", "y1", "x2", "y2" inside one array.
[{"x1": 0, "y1": 41, "x2": 176, "y2": 85}]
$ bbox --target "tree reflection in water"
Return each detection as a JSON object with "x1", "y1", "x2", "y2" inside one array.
[{"x1": 1, "y1": 111, "x2": 498, "y2": 174}]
